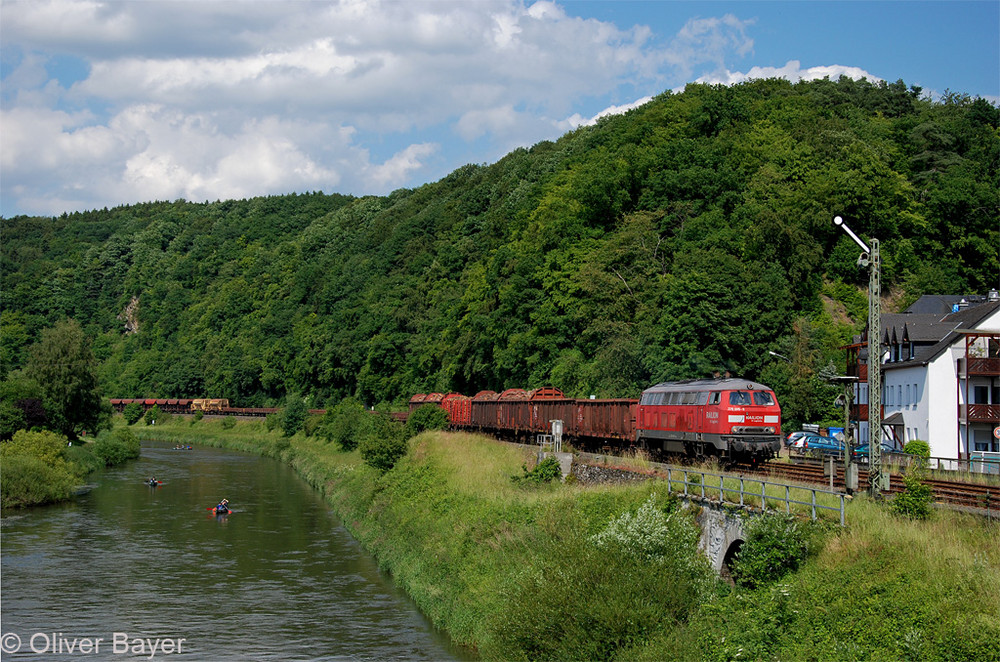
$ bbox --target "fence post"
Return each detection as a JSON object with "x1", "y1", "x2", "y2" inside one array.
[
  {"x1": 761, "y1": 480, "x2": 767, "y2": 513},
  {"x1": 811, "y1": 489, "x2": 817, "y2": 521},
  {"x1": 785, "y1": 485, "x2": 790, "y2": 515},
  {"x1": 739, "y1": 477, "x2": 745, "y2": 506}
]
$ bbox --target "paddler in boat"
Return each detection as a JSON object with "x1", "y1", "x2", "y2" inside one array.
[{"x1": 215, "y1": 498, "x2": 230, "y2": 514}]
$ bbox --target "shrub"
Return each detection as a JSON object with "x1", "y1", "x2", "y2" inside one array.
[
  {"x1": 303, "y1": 414, "x2": 323, "y2": 437},
  {"x1": 731, "y1": 513, "x2": 809, "y2": 589},
  {"x1": 488, "y1": 495, "x2": 712, "y2": 660},
  {"x1": 904, "y1": 439, "x2": 931, "y2": 459},
  {"x1": 892, "y1": 462, "x2": 934, "y2": 519},
  {"x1": 512, "y1": 456, "x2": 562, "y2": 485},
  {"x1": 265, "y1": 412, "x2": 279, "y2": 432},
  {"x1": 143, "y1": 404, "x2": 161, "y2": 426},
  {"x1": 92, "y1": 428, "x2": 140, "y2": 466},
  {"x1": 321, "y1": 397, "x2": 367, "y2": 451},
  {"x1": 590, "y1": 493, "x2": 697, "y2": 565},
  {"x1": 358, "y1": 415, "x2": 408, "y2": 473},
  {"x1": 122, "y1": 402, "x2": 143, "y2": 425},
  {"x1": 0, "y1": 429, "x2": 80, "y2": 509},
  {"x1": 221, "y1": 415, "x2": 237, "y2": 430},
  {"x1": 1, "y1": 429, "x2": 70, "y2": 465},
  {"x1": 0, "y1": 454, "x2": 78, "y2": 509},
  {"x1": 405, "y1": 404, "x2": 449, "y2": 437},
  {"x1": 281, "y1": 394, "x2": 309, "y2": 437}
]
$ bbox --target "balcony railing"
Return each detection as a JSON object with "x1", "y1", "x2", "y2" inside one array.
[
  {"x1": 961, "y1": 404, "x2": 1000, "y2": 423},
  {"x1": 967, "y1": 357, "x2": 1000, "y2": 376}
]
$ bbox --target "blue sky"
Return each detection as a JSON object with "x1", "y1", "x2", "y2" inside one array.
[{"x1": 1, "y1": 0, "x2": 997, "y2": 218}]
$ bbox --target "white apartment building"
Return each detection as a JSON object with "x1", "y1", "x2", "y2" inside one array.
[{"x1": 848, "y1": 293, "x2": 1000, "y2": 460}]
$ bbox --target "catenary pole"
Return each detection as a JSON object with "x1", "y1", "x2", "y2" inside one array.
[{"x1": 834, "y1": 216, "x2": 884, "y2": 497}]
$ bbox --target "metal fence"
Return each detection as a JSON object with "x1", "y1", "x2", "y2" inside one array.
[
  {"x1": 578, "y1": 452, "x2": 846, "y2": 526},
  {"x1": 657, "y1": 465, "x2": 847, "y2": 526}
]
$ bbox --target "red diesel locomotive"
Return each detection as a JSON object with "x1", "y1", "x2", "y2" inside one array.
[
  {"x1": 410, "y1": 376, "x2": 782, "y2": 462},
  {"x1": 635, "y1": 378, "x2": 782, "y2": 461}
]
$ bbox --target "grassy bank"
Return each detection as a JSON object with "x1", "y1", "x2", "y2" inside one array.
[{"x1": 139, "y1": 417, "x2": 1000, "y2": 661}]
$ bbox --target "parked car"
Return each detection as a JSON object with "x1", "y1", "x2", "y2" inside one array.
[
  {"x1": 786, "y1": 431, "x2": 810, "y2": 449},
  {"x1": 851, "y1": 442, "x2": 898, "y2": 462},
  {"x1": 795, "y1": 434, "x2": 844, "y2": 456}
]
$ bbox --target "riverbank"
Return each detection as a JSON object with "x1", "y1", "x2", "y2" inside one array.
[{"x1": 138, "y1": 417, "x2": 1000, "y2": 661}]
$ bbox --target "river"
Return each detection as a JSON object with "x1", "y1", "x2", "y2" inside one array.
[{"x1": 1, "y1": 441, "x2": 474, "y2": 661}]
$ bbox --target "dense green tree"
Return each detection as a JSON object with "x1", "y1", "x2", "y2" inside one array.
[
  {"x1": 23, "y1": 319, "x2": 110, "y2": 439},
  {"x1": 122, "y1": 401, "x2": 143, "y2": 425},
  {"x1": 280, "y1": 393, "x2": 309, "y2": 437}
]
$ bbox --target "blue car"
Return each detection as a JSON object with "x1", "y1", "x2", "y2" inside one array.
[
  {"x1": 851, "y1": 442, "x2": 898, "y2": 462},
  {"x1": 795, "y1": 434, "x2": 844, "y2": 456}
]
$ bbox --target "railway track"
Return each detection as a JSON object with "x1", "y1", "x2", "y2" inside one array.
[{"x1": 734, "y1": 460, "x2": 999, "y2": 513}]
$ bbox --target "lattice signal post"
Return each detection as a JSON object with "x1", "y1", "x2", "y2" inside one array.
[{"x1": 834, "y1": 216, "x2": 887, "y2": 497}]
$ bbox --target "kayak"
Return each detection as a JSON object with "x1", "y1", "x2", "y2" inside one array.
[{"x1": 146, "y1": 480, "x2": 162, "y2": 487}]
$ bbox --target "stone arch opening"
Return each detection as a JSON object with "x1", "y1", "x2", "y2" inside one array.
[{"x1": 720, "y1": 538, "x2": 744, "y2": 583}]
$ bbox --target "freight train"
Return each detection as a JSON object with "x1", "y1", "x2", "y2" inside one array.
[
  {"x1": 410, "y1": 377, "x2": 782, "y2": 463},
  {"x1": 109, "y1": 399, "x2": 324, "y2": 417},
  {"x1": 111, "y1": 376, "x2": 782, "y2": 462}
]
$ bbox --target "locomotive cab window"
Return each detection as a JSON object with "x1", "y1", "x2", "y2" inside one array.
[
  {"x1": 708, "y1": 392, "x2": 721, "y2": 405},
  {"x1": 753, "y1": 391, "x2": 775, "y2": 406},
  {"x1": 729, "y1": 391, "x2": 752, "y2": 406}
]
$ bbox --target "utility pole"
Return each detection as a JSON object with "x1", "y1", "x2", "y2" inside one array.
[{"x1": 834, "y1": 216, "x2": 886, "y2": 497}]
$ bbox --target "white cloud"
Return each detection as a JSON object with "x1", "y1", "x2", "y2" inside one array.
[
  {"x1": 561, "y1": 96, "x2": 654, "y2": 129},
  {"x1": 696, "y1": 60, "x2": 881, "y2": 87},
  {"x1": 0, "y1": 1, "x2": 807, "y2": 216},
  {"x1": 371, "y1": 143, "x2": 439, "y2": 189}
]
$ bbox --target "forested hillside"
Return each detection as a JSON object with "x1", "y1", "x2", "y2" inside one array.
[{"x1": 2, "y1": 77, "x2": 998, "y2": 429}]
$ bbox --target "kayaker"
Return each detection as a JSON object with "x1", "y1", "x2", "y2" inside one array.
[
  {"x1": 148, "y1": 476, "x2": 158, "y2": 486},
  {"x1": 215, "y1": 498, "x2": 230, "y2": 514}
]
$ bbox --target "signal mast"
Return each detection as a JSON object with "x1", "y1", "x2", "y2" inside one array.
[{"x1": 834, "y1": 216, "x2": 887, "y2": 497}]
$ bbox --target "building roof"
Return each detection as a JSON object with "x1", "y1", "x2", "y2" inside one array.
[
  {"x1": 884, "y1": 300, "x2": 1000, "y2": 369},
  {"x1": 904, "y1": 293, "x2": 997, "y2": 315}
]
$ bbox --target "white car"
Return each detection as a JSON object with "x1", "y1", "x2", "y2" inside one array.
[{"x1": 786, "y1": 431, "x2": 810, "y2": 450}]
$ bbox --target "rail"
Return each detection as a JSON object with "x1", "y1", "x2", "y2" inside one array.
[{"x1": 793, "y1": 450, "x2": 1000, "y2": 480}]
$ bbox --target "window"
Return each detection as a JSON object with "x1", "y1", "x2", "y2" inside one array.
[
  {"x1": 974, "y1": 429, "x2": 991, "y2": 452},
  {"x1": 729, "y1": 391, "x2": 752, "y2": 406},
  {"x1": 697, "y1": 392, "x2": 709, "y2": 405},
  {"x1": 905, "y1": 384, "x2": 910, "y2": 408},
  {"x1": 753, "y1": 391, "x2": 775, "y2": 406},
  {"x1": 974, "y1": 386, "x2": 989, "y2": 405},
  {"x1": 709, "y1": 392, "x2": 721, "y2": 405}
]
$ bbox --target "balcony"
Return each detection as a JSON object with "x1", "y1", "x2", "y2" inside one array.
[
  {"x1": 967, "y1": 357, "x2": 1000, "y2": 376},
  {"x1": 961, "y1": 404, "x2": 1000, "y2": 423},
  {"x1": 849, "y1": 405, "x2": 885, "y2": 422}
]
